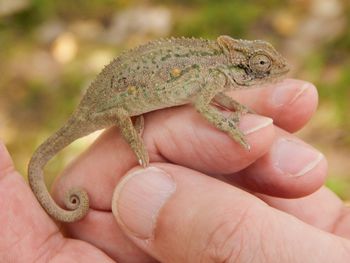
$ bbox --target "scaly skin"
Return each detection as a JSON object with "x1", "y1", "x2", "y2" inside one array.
[{"x1": 28, "y1": 35, "x2": 289, "y2": 222}]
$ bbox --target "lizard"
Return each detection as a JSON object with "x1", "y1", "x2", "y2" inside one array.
[{"x1": 28, "y1": 35, "x2": 289, "y2": 223}]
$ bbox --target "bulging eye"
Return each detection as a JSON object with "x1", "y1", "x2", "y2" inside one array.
[{"x1": 249, "y1": 54, "x2": 271, "y2": 72}]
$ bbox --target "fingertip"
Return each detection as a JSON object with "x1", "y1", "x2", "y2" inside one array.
[
  {"x1": 112, "y1": 166, "x2": 176, "y2": 239},
  {"x1": 229, "y1": 78, "x2": 318, "y2": 132},
  {"x1": 230, "y1": 134, "x2": 328, "y2": 198},
  {"x1": 272, "y1": 79, "x2": 318, "y2": 132},
  {"x1": 111, "y1": 163, "x2": 261, "y2": 262},
  {"x1": 148, "y1": 110, "x2": 276, "y2": 174}
]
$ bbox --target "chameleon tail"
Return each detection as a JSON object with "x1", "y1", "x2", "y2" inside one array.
[{"x1": 28, "y1": 113, "x2": 95, "y2": 222}]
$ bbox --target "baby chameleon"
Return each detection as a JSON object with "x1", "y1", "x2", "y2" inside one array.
[{"x1": 28, "y1": 35, "x2": 289, "y2": 222}]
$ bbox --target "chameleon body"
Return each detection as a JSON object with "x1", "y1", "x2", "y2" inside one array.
[{"x1": 28, "y1": 36, "x2": 289, "y2": 222}]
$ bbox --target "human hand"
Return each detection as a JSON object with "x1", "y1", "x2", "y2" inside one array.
[{"x1": 2, "y1": 79, "x2": 349, "y2": 262}]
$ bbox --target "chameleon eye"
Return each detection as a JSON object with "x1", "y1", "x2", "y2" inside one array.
[{"x1": 249, "y1": 54, "x2": 271, "y2": 72}]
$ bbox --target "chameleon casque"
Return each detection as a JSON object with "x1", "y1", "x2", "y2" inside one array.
[{"x1": 28, "y1": 35, "x2": 289, "y2": 222}]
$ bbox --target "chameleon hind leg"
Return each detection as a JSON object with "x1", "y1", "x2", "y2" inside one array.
[
  {"x1": 118, "y1": 111, "x2": 149, "y2": 167},
  {"x1": 98, "y1": 108, "x2": 149, "y2": 167}
]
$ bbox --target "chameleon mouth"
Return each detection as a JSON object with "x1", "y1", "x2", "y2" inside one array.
[
  {"x1": 272, "y1": 67, "x2": 290, "y2": 76},
  {"x1": 279, "y1": 61, "x2": 291, "y2": 74}
]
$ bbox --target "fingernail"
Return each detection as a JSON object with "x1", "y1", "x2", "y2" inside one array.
[
  {"x1": 272, "y1": 138, "x2": 324, "y2": 177},
  {"x1": 240, "y1": 115, "x2": 273, "y2": 135},
  {"x1": 271, "y1": 79, "x2": 313, "y2": 107},
  {"x1": 112, "y1": 167, "x2": 176, "y2": 239}
]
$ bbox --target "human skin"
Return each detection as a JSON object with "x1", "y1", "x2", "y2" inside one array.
[{"x1": 1, "y1": 78, "x2": 350, "y2": 262}]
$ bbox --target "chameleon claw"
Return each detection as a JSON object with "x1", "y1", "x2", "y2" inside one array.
[
  {"x1": 138, "y1": 154, "x2": 149, "y2": 168},
  {"x1": 236, "y1": 136, "x2": 250, "y2": 151},
  {"x1": 138, "y1": 158, "x2": 147, "y2": 168},
  {"x1": 238, "y1": 140, "x2": 251, "y2": 151}
]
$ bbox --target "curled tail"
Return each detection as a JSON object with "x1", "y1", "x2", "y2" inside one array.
[{"x1": 28, "y1": 113, "x2": 96, "y2": 222}]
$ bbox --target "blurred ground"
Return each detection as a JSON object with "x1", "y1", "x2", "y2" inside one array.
[{"x1": 0, "y1": 0, "x2": 349, "y2": 199}]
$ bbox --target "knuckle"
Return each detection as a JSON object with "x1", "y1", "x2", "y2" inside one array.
[{"x1": 199, "y1": 204, "x2": 264, "y2": 263}]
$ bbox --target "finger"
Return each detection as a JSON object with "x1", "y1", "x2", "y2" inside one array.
[
  {"x1": 147, "y1": 110, "x2": 275, "y2": 174},
  {"x1": 224, "y1": 127, "x2": 328, "y2": 198},
  {"x1": 228, "y1": 78, "x2": 318, "y2": 132},
  {"x1": 257, "y1": 186, "x2": 350, "y2": 239},
  {"x1": 0, "y1": 141, "x2": 114, "y2": 263},
  {"x1": 112, "y1": 164, "x2": 350, "y2": 263},
  {"x1": 0, "y1": 141, "x2": 58, "y2": 261}
]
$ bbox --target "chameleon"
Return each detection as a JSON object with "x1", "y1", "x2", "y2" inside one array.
[{"x1": 28, "y1": 35, "x2": 289, "y2": 223}]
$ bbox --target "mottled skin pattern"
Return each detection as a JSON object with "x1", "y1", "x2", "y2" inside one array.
[{"x1": 28, "y1": 36, "x2": 289, "y2": 222}]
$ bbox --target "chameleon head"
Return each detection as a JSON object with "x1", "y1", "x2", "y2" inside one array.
[{"x1": 217, "y1": 35, "x2": 290, "y2": 87}]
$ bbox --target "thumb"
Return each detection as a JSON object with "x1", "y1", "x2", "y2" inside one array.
[{"x1": 112, "y1": 164, "x2": 350, "y2": 263}]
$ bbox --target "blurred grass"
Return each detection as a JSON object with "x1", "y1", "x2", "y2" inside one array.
[{"x1": 0, "y1": 0, "x2": 350, "y2": 198}]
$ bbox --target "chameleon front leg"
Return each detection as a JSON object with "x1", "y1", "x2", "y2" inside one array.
[
  {"x1": 99, "y1": 108, "x2": 149, "y2": 167},
  {"x1": 214, "y1": 92, "x2": 254, "y2": 114},
  {"x1": 213, "y1": 92, "x2": 255, "y2": 123},
  {"x1": 194, "y1": 75, "x2": 250, "y2": 149}
]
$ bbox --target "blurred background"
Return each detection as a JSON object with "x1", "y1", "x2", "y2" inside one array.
[{"x1": 0, "y1": 0, "x2": 349, "y2": 199}]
